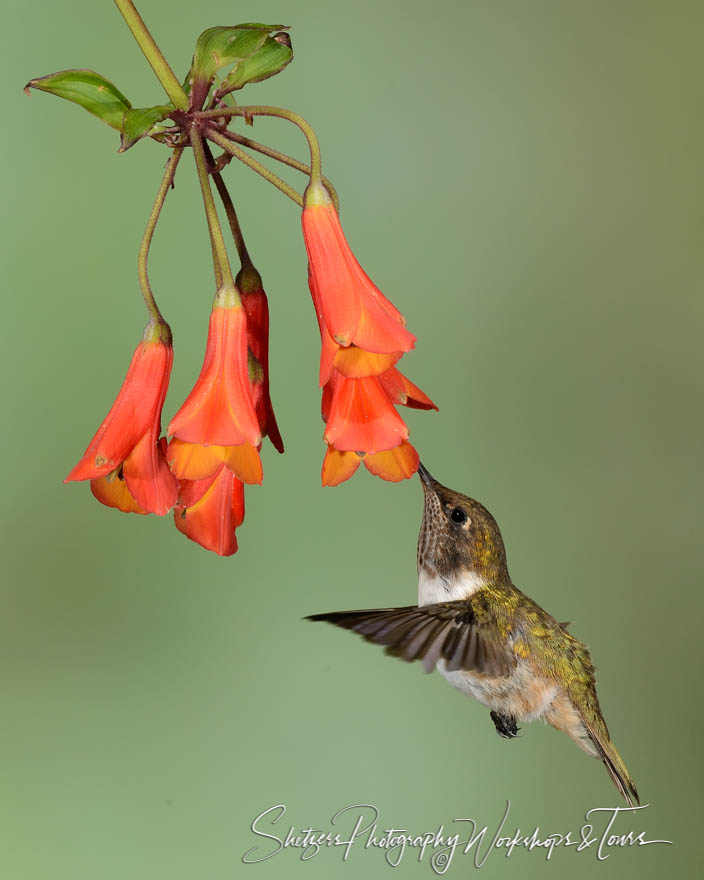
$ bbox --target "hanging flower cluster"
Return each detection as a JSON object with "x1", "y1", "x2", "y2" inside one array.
[{"x1": 27, "y1": 11, "x2": 436, "y2": 556}]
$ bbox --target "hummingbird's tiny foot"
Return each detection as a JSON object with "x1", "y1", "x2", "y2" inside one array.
[{"x1": 490, "y1": 711, "x2": 520, "y2": 739}]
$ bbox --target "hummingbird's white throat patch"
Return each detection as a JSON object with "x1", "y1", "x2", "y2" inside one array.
[{"x1": 417, "y1": 568, "x2": 487, "y2": 606}]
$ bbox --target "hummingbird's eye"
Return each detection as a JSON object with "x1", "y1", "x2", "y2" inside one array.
[{"x1": 450, "y1": 507, "x2": 467, "y2": 524}]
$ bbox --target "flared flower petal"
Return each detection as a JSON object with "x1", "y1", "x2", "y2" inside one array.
[
  {"x1": 167, "y1": 439, "x2": 225, "y2": 482},
  {"x1": 302, "y1": 186, "x2": 416, "y2": 354},
  {"x1": 321, "y1": 441, "x2": 420, "y2": 486},
  {"x1": 167, "y1": 438, "x2": 262, "y2": 485},
  {"x1": 90, "y1": 467, "x2": 148, "y2": 515},
  {"x1": 324, "y1": 373, "x2": 408, "y2": 453},
  {"x1": 379, "y1": 367, "x2": 438, "y2": 410},
  {"x1": 363, "y1": 440, "x2": 419, "y2": 481},
  {"x1": 321, "y1": 447, "x2": 361, "y2": 486},
  {"x1": 122, "y1": 434, "x2": 178, "y2": 515},
  {"x1": 333, "y1": 345, "x2": 401, "y2": 378},
  {"x1": 222, "y1": 443, "x2": 263, "y2": 485},
  {"x1": 174, "y1": 466, "x2": 245, "y2": 557},
  {"x1": 168, "y1": 291, "x2": 260, "y2": 448},
  {"x1": 176, "y1": 471, "x2": 220, "y2": 508}
]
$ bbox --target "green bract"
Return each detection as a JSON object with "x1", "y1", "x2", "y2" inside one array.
[
  {"x1": 190, "y1": 24, "x2": 281, "y2": 81},
  {"x1": 25, "y1": 69, "x2": 131, "y2": 130},
  {"x1": 119, "y1": 105, "x2": 174, "y2": 152},
  {"x1": 187, "y1": 23, "x2": 291, "y2": 106},
  {"x1": 221, "y1": 34, "x2": 293, "y2": 92}
]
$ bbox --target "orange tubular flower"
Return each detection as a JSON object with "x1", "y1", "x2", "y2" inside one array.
[
  {"x1": 238, "y1": 265, "x2": 284, "y2": 454},
  {"x1": 167, "y1": 282, "x2": 277, "y2": 556},
  {"x1": 65, "y1": 321, "x2": 178, "y2": 515},
  {"x1": 319, "y1": 363, "x2": 437, "y2": 486},
  {"x1": 168, "y1": 285, "x2": 261, "y2": 450},
  {"x1": 302, "y1": 182, "x2": 416, "y2": 355},
  {"x1": 302, "y1": 182, "x2": 437, "y2": 486}
]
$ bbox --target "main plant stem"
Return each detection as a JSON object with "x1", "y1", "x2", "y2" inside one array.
[
  {"x1": 113, "y1": 0, "x2": 188, "y2": 110},
  {"x1": 138, "y1": 146, "x2": 184, "y2": 326},
  {"x1": 191, "y1": 125, "x2": 236, "y2": 289}
]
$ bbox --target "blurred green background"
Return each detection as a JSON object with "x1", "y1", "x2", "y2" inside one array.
[{"x1": 3, "y1": 0, "x2": 702, "y2": 876}]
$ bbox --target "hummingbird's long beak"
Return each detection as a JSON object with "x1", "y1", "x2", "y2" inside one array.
[{"x1": 417, "y1": 462, "x2": 435, "y2": 487}]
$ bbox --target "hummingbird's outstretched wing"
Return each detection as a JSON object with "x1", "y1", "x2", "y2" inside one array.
[{"x1": 306, "y1": 601, "x2": 516, "y2": 677}]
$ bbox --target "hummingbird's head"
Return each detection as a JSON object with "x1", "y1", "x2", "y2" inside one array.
[{"x1": 417, "y1": 463, "x2": 509, "y2": 585}]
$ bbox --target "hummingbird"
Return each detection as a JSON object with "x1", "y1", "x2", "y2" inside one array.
[{"x1": 307, "y1": 463, "x2": 639, "y2": 806}]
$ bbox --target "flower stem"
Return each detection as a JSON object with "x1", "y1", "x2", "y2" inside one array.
[
  {"x1": 113, "y1": 0, "x2": 188, "y2": 110},
  {"x1": 190, "y1": 125, "x2": 236, "y2": 289},
  {"x1": 138, "y1": 146, "x2": 183, "y2": 330},
  {"x1": 220, "y1": 130, "x2": 339, "y2": 212},
  {"x1": 202, "y1": 141, "x2": 252, "y2": 271},
  {"x1": 198, "y1": 105, "x2": 322, "y2": 185},
  {"x1": 206, "y1": 128, "x2": 303, "y2": 207}
]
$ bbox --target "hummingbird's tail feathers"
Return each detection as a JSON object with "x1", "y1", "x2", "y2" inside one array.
[{"x1": 580, "y1": 716, "x2": 640, "y2": 808}]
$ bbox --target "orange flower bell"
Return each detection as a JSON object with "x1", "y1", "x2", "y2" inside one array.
[
  {"x1": 65, "y1": 320, "x2": 178, "y2": 515},
  {"x1": 168, "y1": 284, "x2": 261, "y2": 450},
  {"x1": 167, "y1": 282, "x2": 278, "y2": 555},
  {"x1": 302, "y1": 181, "x2": 416, "y2": 355}
]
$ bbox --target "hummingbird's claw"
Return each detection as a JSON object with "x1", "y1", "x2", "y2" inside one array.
[{"x1": 490, "y1": 711, "x2": 520, "y2": 739}]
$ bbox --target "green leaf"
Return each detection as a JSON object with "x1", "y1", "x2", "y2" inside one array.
[
  {"x1": 24, "y1": 69, "x2": 131, "y2": 130},
  {"x1": 190, "y1": 24, "x2": 285, "y2": 82},
  {"x1": 119, "y1": 104, "x2": 174, "y2": 152},
  {"x1": 221, "y1": 33, "x2": 293, "y2": 92}
]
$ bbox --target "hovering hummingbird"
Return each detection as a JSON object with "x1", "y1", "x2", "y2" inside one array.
[{"x1": 307, "y1": 464, "x2": 639, "y2": 806}]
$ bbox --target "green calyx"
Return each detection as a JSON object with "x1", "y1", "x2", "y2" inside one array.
[
  {"x1": 235, "y1": 262, "x2": 263, "y2": 294},
  {"x1": 304, "y1": 179, "x2": 333, "y2": 209},
  {"x1": 142, "y1": 318, "x2": 172, "y2": 345},
  {"x1": 213, "y1": 283, "x2": 242, "y2": 310}
]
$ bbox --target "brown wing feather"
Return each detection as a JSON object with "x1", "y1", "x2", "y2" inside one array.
[{"x1": 306, "y1": 602, "x2": 516, "y2": 677}]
